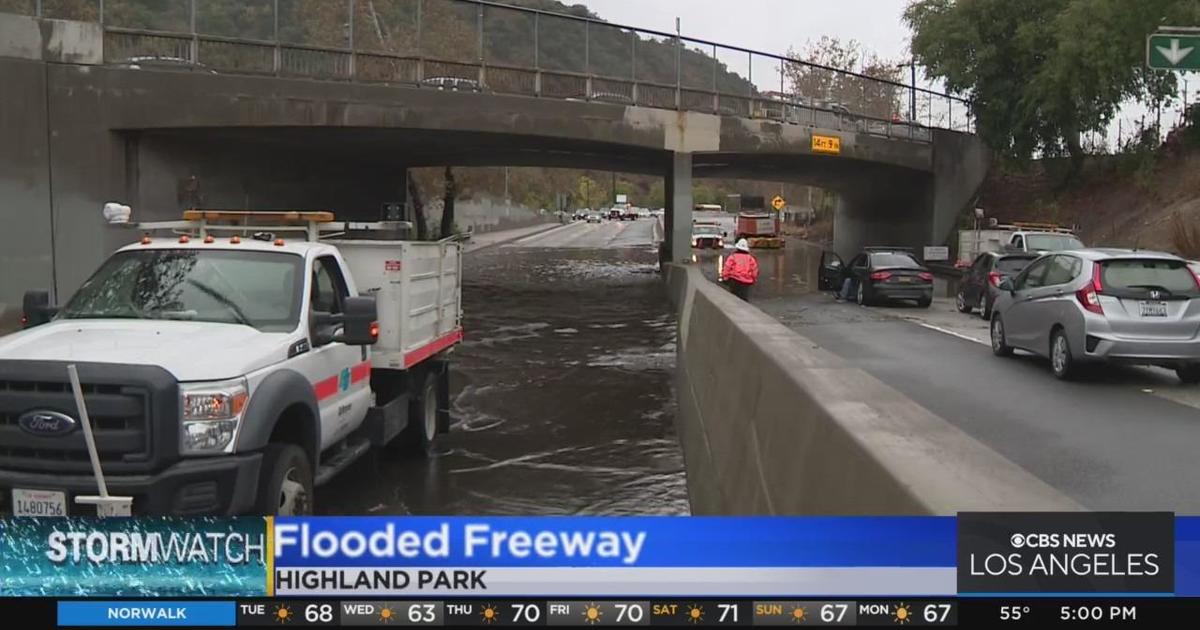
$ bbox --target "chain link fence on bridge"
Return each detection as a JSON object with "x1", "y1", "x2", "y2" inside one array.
[{"x1": 2, "y1": 0, "x2": 974, "y2": 139}]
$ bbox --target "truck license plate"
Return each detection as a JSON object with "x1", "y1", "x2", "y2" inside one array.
[
  {"x1": 12, "y1": 488, "x2": 66, "y2": 517},
  {"x1": 1139, "y1": 301, "x2": 1168, "y2": 317}
]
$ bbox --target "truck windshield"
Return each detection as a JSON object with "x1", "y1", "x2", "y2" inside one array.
[
  {"x1": 1025, "y1": 234, "x2": 1083, "y2": 251},
  {"x1": 59, "y1": 249, "x2": 304, "y2": 332},
  {"x1": 693, "y1": 226, "x2": 721, "y2": 235}
]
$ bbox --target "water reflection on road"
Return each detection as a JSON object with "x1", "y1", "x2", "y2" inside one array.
[{"x1": 320, "y1": 237, "x2": 688, "y2": 515}]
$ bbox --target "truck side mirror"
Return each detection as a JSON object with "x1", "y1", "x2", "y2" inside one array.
[
  {"x1": 22, "y1": 290, "x2": 57, "y2": 328},
  {"x1": 333, "y1": 296, "x2": 379, "y2": 346}
]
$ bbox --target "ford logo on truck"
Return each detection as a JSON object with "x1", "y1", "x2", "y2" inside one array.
[{"x1": 17, "y1": 410, "x2": 78, "y2": 437}]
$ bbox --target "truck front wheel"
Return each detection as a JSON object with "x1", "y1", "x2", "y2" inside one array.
[{"x1": 255, "y1": 443, "x2": 313, "y2": 515}]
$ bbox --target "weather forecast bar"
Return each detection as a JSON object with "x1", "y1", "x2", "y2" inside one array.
[{"x1": 28, "y1": 597, "x2": 1200, "y2": 627}]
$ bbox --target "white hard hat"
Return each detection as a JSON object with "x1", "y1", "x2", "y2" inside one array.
[{"x1": 735, "y1": 239, "x2": 751, "y2": 252}]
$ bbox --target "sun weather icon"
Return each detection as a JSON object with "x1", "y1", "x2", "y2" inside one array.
[
  {"x1": 687, "y1": 604, "x2": 705, "y2": 624},
  {"x1": 583, "y1": 603, "x2": 603, "y2": 624},
  {"x1": 273, "y1": 603, "x2": 293, "y2": 624},
  {"x1": 481, "y1": 604, "x2": 499, "y2": 624},
  {"x1": 894, "y1": 603, "x2": 912, "y2": 624},
  {"x1": 791, "y1": 606, "x2": 808, "y2": 623},
  {"x1": 378, "y1": 605, "x2": 395, "y2": 623}
]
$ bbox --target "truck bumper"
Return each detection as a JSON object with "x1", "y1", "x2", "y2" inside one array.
[{"x1": 0, "y1": 453, "x2": 262, "y2": 516}]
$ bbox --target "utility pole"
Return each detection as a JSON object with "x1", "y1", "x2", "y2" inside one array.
[
  {"x1": 504, "y1": 166, "x2": 509, "y2": 206},
  {"x1": 611, "y1": 172, "x2": 617, "y2": 205},
  {"x1": 895, "y1": 60, "x2": 917, "y2": 121}
]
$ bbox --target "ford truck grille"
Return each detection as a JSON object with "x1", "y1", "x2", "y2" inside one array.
[{"x1": 0, "y1": 362, "x2": 179, "y2": 474}]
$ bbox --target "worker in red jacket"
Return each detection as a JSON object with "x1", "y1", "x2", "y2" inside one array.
[{"x1": 721, "y1": 239, "x2": 760, "y2": 301}]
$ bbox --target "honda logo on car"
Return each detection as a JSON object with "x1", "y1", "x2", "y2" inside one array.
[{"x1": 17, "y1": 410, "x2": 78, "y2": 436}]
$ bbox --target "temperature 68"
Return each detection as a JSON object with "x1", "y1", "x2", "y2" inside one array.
[{"x1": 304, "y1": 603, "x2": 334, "y2": 624}]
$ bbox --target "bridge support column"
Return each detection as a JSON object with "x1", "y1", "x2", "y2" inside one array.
[{"x1": 666, "y1": 152, "x2": 693, "y2": 264}]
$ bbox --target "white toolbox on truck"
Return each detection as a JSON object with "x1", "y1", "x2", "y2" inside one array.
[{"x1": 332, "y1": 239, "x2": 464, "y2": 370}]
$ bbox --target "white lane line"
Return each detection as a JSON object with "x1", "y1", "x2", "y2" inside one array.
[{"x1": 913, "y1": 321, "x2": 989, "y2": 346}]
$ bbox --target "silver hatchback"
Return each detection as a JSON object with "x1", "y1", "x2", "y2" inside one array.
[{"x1": 990, "y1": 249, "x2": 1200, "y2": 382}]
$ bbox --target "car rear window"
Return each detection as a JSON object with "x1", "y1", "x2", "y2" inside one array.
[
  {"x1": 870, "y1": 253, "x2": 921, "y2": 268},
  {"x1": 996, "y1": 256, "x2": 1035, "y2": 273},
  {"x1": 1101, "y1": 259, "x2": 1199, "y2": 296}
]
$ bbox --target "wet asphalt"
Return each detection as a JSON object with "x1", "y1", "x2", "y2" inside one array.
[{"x1": 318, "y1": 219, "x2": 688, "y2": 515}]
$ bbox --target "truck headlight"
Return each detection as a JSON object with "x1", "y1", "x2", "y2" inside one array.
[{"x1": 180, "y1": 378, "x2": 248, "y2": 455}]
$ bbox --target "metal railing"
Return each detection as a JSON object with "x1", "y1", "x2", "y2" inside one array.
[{"x1": 6, "y1": 0, "x2": 974, "y2": 141}]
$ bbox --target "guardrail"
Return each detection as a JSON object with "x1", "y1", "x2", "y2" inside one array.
[{"x1": 6, "y1": 0, "x2": 973, "y2": 142}]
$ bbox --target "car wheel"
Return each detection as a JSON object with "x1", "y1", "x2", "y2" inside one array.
[
  {"x1": 856, "y1": 282, "x2": 868, "y2": 306},
  {"x1": 1176, "y1": 364, "x2": 1200, "y2": 384},
  {"x1": 991, "y1": 315, "x2": 1013, "y2": 357},
  {"x1": 955, "y1": 291, "x2": 972, "y2": 313},
  {"x1": 979, "y1": 294, "x2": 992, "y2": 320},
  {"x1": 1050, "y1": 328, "x2": 1077, "y2": 380},
  {"x1": 255, "y1": 443, "x2": 313, "y2": 516}
]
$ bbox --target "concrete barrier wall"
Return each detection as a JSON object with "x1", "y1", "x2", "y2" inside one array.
[{"x1": 667, "y1": 264, "x2": 1078, "y2": 514}]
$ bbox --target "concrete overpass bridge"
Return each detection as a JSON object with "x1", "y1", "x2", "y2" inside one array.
[{"x1": 0, "y1": 1, "x2": 986, "y2": 325}]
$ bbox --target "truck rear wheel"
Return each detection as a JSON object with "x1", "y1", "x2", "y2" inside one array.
[
  {"x1": 404, "y1": 371, "x2": 439, "y2": 454},
  {"x1": 255, "y1": 443, "x2": 313, "y2": 516}
]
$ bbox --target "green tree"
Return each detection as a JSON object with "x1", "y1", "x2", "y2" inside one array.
[{"x1": 905, "y1": 0, "x2": 1196, "y2": 163}]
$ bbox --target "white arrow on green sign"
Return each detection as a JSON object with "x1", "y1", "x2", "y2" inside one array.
[{"x1": 1147, "y1": 33, "x2": 1200, "y2": 70}]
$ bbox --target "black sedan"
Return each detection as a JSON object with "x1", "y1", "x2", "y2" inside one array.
[
  {"x1": 955, "y1": 251, "x2": 1037, "y2": 319},
  {"x1": 819, "y1": 248, "x2": 934, "y2": 307}
]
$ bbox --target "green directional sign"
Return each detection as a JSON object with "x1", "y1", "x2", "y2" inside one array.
[{"x1": 1147, "y1": 33, "x2": 1200, "y2": 70}]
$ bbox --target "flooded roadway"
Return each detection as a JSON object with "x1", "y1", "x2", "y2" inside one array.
[{"x1": 320, "y1": 218, "x2": 688, "y2": 515}]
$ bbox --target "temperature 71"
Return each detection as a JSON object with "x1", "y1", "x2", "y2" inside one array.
[{"x1": 999, "y1": 605, "x2": 1031, "y2": 621}]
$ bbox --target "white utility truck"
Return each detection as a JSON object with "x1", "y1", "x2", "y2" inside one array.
[
  {"x1": 0, "y1": 210, "x2": 463, "y2": 516},
  {"x1": 957, "y1": 222, "x2": 1084, "y2": 265}
]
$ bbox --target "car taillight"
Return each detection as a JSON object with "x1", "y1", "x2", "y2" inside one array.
[
  {"x1": 988, "y1": 271, "x2": 1002, "y2": 286},
  {"x1": 1091, "y1": 262, "x2": 1103, "y2": 293},
  {"x1": 1076, "y1": 285, "x2": 1103, "y2": 315},
  {"x1": 918, "y1": 272, "x2": 933, "y2": 281},
  {"x1": 870, "y1": 271, "x2": 891, "y2": 281}
]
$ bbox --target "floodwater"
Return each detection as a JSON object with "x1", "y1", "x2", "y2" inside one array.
[{"x1": 319, "y1": 232, "x2": 688, "y2": 515}]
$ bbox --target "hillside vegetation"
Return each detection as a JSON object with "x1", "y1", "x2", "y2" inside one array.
[{"x1": 978, "y1": 106, "x2": 1200, "y2": 257}]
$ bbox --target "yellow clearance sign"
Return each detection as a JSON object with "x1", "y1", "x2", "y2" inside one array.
[{"x1": 812, "y1": 134, "x2": 841, "y2": 155}]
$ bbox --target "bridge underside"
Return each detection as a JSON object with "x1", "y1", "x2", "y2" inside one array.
[{"x1": 0, "y1": 57, "x2": 987, "y2": 325}]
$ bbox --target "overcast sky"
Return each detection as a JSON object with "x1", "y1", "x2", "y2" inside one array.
[
  {"x1": 584, "y1": 0, "x2": 914, "y2": 61},
  {"x1": 582, "y1": 0, "x2": 1197, "y2": 148}
]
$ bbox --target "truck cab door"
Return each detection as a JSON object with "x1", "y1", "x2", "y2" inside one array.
[
  {"x1": 301, "y1": 255, "x2": 373, "y2": 451},
  {"x1": 818, "y1": 252, "x2": 845, "y2": 291}
]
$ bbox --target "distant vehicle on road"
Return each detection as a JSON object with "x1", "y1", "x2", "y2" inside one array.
[
  {"x1": 573, "y1": 210, "x2": 589, "y2": 221},
  {"x1": 586, "y1": 213, "x2": 603, "y2": 223},
  {"x1": 819, "y1": 247, "x2": 933, "y2": 307},
  {"x1": 607, "y1": 209, "x2": 623, "y2": 221},
  {"x1": 621, "y1": 208, "x2": 639, "y2": 221},
  {"x1": 421, "y1": 76, "x2": 483, "y2": 92},
  {"x1": 958, "y1": 222, "x2": 1084, "y2": 264},
  {"x1": 956, "y1": 251, "x2": 1038, "y2": 320},
  {"x1": 691, "y1": 222, "x2": 726, "y2": 249},
  {"x1": 990, "y1": 249, "x2": 1200, "y2": 382}
]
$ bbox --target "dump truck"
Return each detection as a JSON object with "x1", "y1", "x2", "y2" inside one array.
[
  {"x1": 733, "y1": 195, "x2": 784, "y2": 249},
  {"x1": 0, "y1": 210, "x2": 462, "y2": 516}
]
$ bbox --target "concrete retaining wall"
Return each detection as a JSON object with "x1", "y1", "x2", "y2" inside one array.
[{"x1": 667, "y1": 264, "x2": 1077, "y2": 514}]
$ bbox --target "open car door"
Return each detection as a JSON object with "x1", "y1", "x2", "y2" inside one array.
[{"x1": 818, "y1": 251, "x2": 845, "y2": 291}]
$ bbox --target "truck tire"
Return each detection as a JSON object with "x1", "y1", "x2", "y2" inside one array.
[
  {"x1": 404, "y1": 371, "x2": 439, "y2": 454},
  {"x1": 255, "y1": 443, "x2": 313, "y2": 515}
]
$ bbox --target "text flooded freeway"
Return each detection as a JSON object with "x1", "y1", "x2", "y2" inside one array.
[{"x1": 319, "y1": 218, "x2": 687, "y2": 515}]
